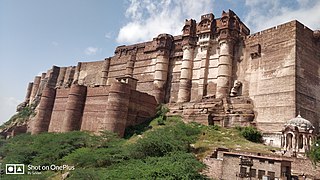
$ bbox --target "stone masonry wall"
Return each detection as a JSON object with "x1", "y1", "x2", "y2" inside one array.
[
  {"x1": 32, "y1": 80, "x2": 157, "y2": 136},
  {"x1": 243, "y1": 21, "x2": 298, "y2": 133},
  {"x1": 296, "y1": 22, "x2": 320, "y2": 133},
  {"x1": 77, "y1": 61, "x2": 104, "y2": 87},
  {"x1": 48, "y1": 88, "x2": 69, "y2": 132},
  {"x1": 81, "y1": 86, "x2": 110, "y2": 132},
  {"x1": 18, "y1": 10, "x2": 320, "y2": 138}
]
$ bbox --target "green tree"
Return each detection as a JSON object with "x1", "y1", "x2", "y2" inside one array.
[{"x1": 308, "y1": 138, "x2": 320, "y2": 165}]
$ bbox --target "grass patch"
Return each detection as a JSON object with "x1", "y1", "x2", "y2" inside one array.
[{"x1": 192, "y1": 123, "x2": 278, "y2": 159}]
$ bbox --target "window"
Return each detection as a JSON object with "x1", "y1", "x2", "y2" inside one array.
[
  {"x1": 258, "y1": 170, "x2": 265, "y2": 179},
  {"x1": 250, "y1": 169, "x2": 256, "y2": 177},
  {"x1": 259, "y1": 159, "x2": 265, "y2": 163},
  {"x1": 240, "y1": 167, "x2": 247, "y2": 174},
  {"x1": 268, "y1": 171, "x2": 275, "y2": 180},
  {"x1": 270, "y1": 140, "x2": 273, "y2": 146},
  {"x1": 268, "y1": 160, "x2": 274, "y2": 164},
  {"x1": 298, "y1": 134, "x2": 303, "y2": 149}
]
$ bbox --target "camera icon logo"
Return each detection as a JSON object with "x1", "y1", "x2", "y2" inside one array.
[{"x1": 5, "y1": 164, "x2": 24, "y2": 174}]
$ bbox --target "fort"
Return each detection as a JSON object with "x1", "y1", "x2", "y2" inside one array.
[{"x1": 5, "y1": 10, "x2": 320, "y2": 149}]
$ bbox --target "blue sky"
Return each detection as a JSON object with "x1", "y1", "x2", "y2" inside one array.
[{"x1": 1, "y1": 0, "x2": 319, "y2": 124}]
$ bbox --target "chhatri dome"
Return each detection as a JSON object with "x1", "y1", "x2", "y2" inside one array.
[
  {"x1": 285, "y1": 114, "x2": 314, "y2": 130},
  {"x1": 281, "y1": 114, "x2": 316, "y2": 156}
]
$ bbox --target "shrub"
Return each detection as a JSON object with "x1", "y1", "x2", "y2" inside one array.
[
  {"x1": 308, "y1": 139, "x2": 320, "y2": 165},
  {"x1": 236, "y1": 126, "x2": 263, "y2": 143},
  {"x1": 156, "y1": 104, "x2": 169, "y2": 125},
  {"x1": 130, "y1": 122, "x2": 201, "y2": 158},
  {"x1": 123, "y1": 118, "x2": 153, "y2": 139},
  {"x1": 0, "y1": 131, "x2": 106, "y2": 166},
  {"x1": 69, "y1": 152, "x2": 207, "y2": 180}
]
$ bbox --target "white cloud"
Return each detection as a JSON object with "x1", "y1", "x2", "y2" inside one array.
[
  {"x1": 0, "y1": 97, "x2": 21, "y2": 124},
  {"x1": 84, "y1": 47, "x2": 99, "y2": 55},
  {"x1": 117, "y1": 0, "x2": 214, "y2": 44},
  {"x1": 244, "y1": 0, "x2": 320, "y2": 33}
]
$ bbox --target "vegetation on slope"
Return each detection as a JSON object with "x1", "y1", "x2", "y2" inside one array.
[
  {"x1": 0, "y1": 105, "x2": 273, "y2": 179},
  {"x1": 192, "y1": 124, "x2": 276, "y2": 159},
  {"x1": 0, "y1": 106, "x2": 35, "y2": 130},
  {"x1": 0, "y1": 117, "x2": 206, "y2": 179}
]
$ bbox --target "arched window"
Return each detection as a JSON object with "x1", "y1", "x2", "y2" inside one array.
[
  {"x1": 298, "y1": 134, "x2": 303, "y2": 149},
  {"x1": 286, "y1": 133, "x2": 293, "y2": 149}
]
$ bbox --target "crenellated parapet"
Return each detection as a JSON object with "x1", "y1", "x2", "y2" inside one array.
[
  {"x1": 197, "y1": 13, "x2": 216, "y2": 35},
  {"x1": 182, "y1": 19, "x2": 197, "y2": 46},
  {"x1": 217, "y1": 10, "x2": 250, "y2": 39}
]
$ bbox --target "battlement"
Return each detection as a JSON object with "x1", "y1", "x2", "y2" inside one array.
[{"x1": 245, "y1": 20, "x2": 314, "y2": 40}]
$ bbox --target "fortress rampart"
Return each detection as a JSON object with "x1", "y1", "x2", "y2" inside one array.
[{"x1": 9, "y1": 10, "x2": 319, "y2": 139}]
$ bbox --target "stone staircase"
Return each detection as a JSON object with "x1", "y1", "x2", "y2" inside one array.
[{"x1": 167, "y1": 96, "x2": 255, "y2": 127}]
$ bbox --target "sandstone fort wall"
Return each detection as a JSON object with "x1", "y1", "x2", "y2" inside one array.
[
  {"x1": 244, "y1": 21, "x2": 298, "y2": 132},
  {"x1": 296, "y1": 21, "x2": 320, "y2": 132},
  {"x1": 15, "y1": 10, "x2": 319, "y2": 137}
]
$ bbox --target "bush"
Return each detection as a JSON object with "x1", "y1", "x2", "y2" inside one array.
[
  {"x1": 236, "y1": 126, "x2": 263, "y2": 143},
  {"x1": 0, "y1": 131, "x2": 106, "y2": 166},
  {"x1": 308, "y1": 139, "x2": 320, "y2": 165},
  {"x1": 69, "y1": 152, "x2": 207, "y2": 180},
  {"x1": 0, "y1": 118, "x2": 207, "y2": 179},
  {"x1": 62, "y1": 134, "x2": 129, "y2": 168},
  {"x1": 123, "y1": 119, "x2": 153, "y2": 139},
  {"x1": 130, "y1": 122, "x2": 201, "y2": 158},
  {"x1": 156, "y1": 104, "x2": 169, "y2": 125}
]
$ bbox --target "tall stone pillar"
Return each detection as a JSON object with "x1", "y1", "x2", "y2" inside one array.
[
  {"x1": 125, "y1": 54, "x2": 136, "y2": 77},
  {"x1": 154, "y1": 54, "x2": 170, "y2": 103},
  {"x1": 31, "y1": 87, "x2": 56, "y2": 134},
  {"x1": 47, "y1": 66, "x2": 60, "y2": 88},
  {"x1": 56, "y1": 67, "x2": 67, "y2": 88},
  {"x1": 36, "y1": 73, "x2": 47, "y2": 98},
  {"x1": 194, "y1": 13, "x2": 215, "y2": 99},
  {"x1": 61, "y1": 84, "x2": 87, "y2": 132},
  {"x1": 73, "y1": 62, "x2": 81, "y2": 84},
  {"x1": 153, "y1": 34, "x2": 173, "y2": 104},
  {"x1": 177, "y1": 45, "x2": 194, "y2": 102},
  {"x1": 64, "y1": 66, "x2": 76, "y2": 88},
  {"x1": 29, "y1": 76, "x2": 41, "y2": 104},
  {"x1": 102, "y1": 80, "x2": 131, "y2": 136},
  {"x1": 216, "y1": 39, "x2": 234, "y2": 98},
  {"x1": 198, "y1": 46, "x2": 210, "y2": 99},
  {"x1": 100, "y1": 58, "x2": 111, "y2": 85},
  {"x1": 25, "y1": 82, "x2": 33, "y2": 103}
]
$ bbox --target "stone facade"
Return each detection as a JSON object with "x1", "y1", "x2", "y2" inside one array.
[
  {"x1": 14, "y1": 10, "x2": 319, "y2": 138},
  {"x1": 26, "y1": 76, "x2": 157, "y2": 137},
  {"x1": 203, "y1": 149, "x2": 320, "y2": 180}
]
